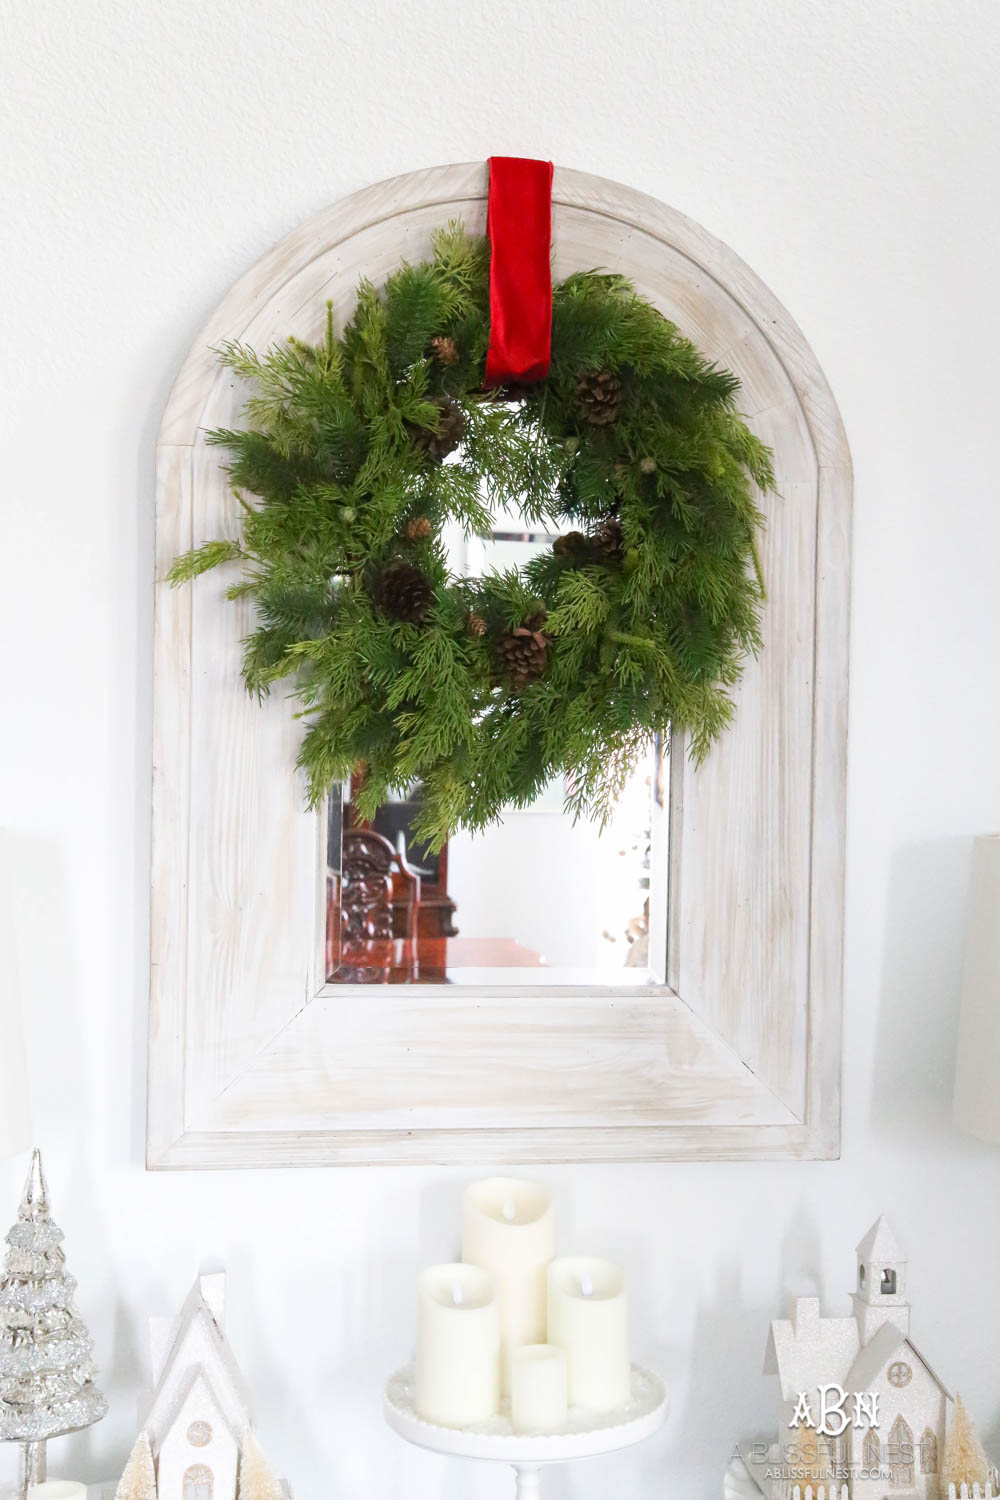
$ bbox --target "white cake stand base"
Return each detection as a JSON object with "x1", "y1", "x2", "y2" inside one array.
[
  {"x1": 384, "y1": 1364, "x2": 668, "y2": 1500},
  {"x1": 725, "y1": 1451, "x2": 767, "y2": 1500}
]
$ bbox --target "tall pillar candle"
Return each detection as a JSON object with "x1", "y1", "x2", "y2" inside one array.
[
  {"x1": 415, "y1": 1263, "x2": 500, "y2": 1427},
  {"x1": 547, "y1": 1256, "x2": 630, "y2": 1412},
  {"x1": 511, "y1": 1344, "x2": 568, "y2": 1434},
  {"x1": 461, "y1": 1177, "x2": 555, "y2": 1393}
]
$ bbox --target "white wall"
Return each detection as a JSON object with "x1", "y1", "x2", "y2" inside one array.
[
  {"x1": 448, "y1": 766, "x2": 654, "y2": 973},
  {"x1": 2, "y1": 3, "x2": 1000, "y2": 1497}
]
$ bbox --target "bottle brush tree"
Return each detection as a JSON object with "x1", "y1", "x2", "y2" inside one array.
[
  {"x1": 238, "y1": 1430, "x2": 285, "y2": 1500},
  {"x1": 114, "y1": 1433, "x2": 157, "y2": 1500},
  {"x1": 941, "y1": 1395, "x2": 991, "y2": 1494}
]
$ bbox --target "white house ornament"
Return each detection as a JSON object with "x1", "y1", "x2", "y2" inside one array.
[
  {"x1": 115, "y1": 1272, "x2": 290, "y2": 1500},
  {"x1": 734, "y1": 1216, "x2": 997, "y2": 1500},
  {"x1": 0, "y1": 1150, "x2": 107, "y2": 1475}
]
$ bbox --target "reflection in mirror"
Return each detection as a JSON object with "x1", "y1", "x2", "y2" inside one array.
[{"x1": 323, "y1": 505, "x2": 670, "y2": 988}]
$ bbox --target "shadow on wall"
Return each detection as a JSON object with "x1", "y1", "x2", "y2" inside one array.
[
  {"x1": 869, "y1": 837, "x2": 976, "y2": 1142},
  {"x1": 0, "y1": 830, "x2": 128, "y2": 1485},
  {"x1": 663, "y1": 1261, "x2": 775, "y2": 1496},
  {"x1": 0, "y1": 831, "x2": 86, "y2": 1138}
]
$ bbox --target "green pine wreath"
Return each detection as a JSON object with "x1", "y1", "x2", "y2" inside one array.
[{"x1": 170, "y1": 223, "x2": 773, "y2": 850}]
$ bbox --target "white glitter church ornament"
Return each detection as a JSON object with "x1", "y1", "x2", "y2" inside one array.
[
  {"x1": 727, "y1": 1216, "x2": 998, "y2": 1500},
  {"x1": 115, "y1": 1271, "x2": 291, "y2": 1500},
  {"x1": 0, "y1": 1150, "x2": 108, "y2": 1494}
]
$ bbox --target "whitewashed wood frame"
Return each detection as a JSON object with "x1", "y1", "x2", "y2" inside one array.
[{"x1": 149, "y1": 163, "x2": 851, "y2": 1168}]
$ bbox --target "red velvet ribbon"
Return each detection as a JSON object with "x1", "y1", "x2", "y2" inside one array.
[{"x1": 483, "y1": 156, "x2": 554, "y2": 388}]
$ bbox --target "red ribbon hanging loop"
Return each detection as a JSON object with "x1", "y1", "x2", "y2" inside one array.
[{"x1": 483, "y1": 156, "x2": 554, "y2": 388}]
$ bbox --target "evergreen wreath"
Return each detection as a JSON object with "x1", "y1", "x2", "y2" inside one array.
[{"x1": 170, "y1": 224, "x2": 773, "y2": 850}]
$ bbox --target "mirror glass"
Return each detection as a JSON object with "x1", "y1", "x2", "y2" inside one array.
[{"x1": 323, "y1": 505, "x2": 670, "y2": 988}]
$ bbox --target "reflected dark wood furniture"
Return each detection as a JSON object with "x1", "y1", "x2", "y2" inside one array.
[
  {"x1": 326, "y1": 930, "x2": 546, "y2": 985},
  {"x1": 346, "y1": 778, "x2": 458, "y2": 939},
  {"x1": 327, "y1": 829, "x2": 422, "y2": 982}
]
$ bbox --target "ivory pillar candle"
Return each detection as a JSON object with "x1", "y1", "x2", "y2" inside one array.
[
  {"x1": 461, "y1": 1177, "x2": 554, "y2": 1392},
  {"x1": 415, "y1": 1263, "x2": 500, "y2": 1427},
  {"x1": 954, "y1": 833, "x2": 1000, "y2": 1144},
  {"x1": 511, "y1": 1344, "x2": 568, "y2": 1434},
  {"x1": 547, "y1": 1256, "x2": 630, "y2": 1412}
]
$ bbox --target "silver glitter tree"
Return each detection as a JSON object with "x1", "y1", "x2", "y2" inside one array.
[{"x1": 0, "y1": 1150, "x2": 107, "y2": 1493}]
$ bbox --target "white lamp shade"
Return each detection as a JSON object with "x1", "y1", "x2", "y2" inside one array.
[
  {"x1": 0, "y1": 832, "x2": 32, "y2": 1160},
  {"x1": 954, "y1": 833, "x2": 1000, "y2": 1145}
]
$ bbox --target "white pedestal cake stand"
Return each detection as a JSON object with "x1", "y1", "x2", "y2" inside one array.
[{"x1": 384, "y1": 1363, "x2": 668, "y2": 1500}]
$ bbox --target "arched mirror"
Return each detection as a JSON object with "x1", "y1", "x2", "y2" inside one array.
[{"x1": 149, "y1": 163, "x2": 850, "y2": 1166}]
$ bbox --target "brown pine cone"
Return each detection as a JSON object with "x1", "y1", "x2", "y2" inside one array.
[
  {"x1": 408, "y1": 397, "x2": 466, "y2": 462},
  {"x1": 406, "y1": 515, "x2": 433, "y2": 541},
  {"x1": 576, "y1": 368, "x2": 622, "y2": 426},
  {"x1": 430, "y1": 335, "x2": 459, "y2": 366},
  {"x1": 552, "y1": 530, "x2": 588, "y2": 558},
  {"x1": 497, "y1": 616, "x2": 550, "y2": 689},
  {"x1": 591, "y1": 516, "x2": 624, "y2": 560},
  {"x1": 466, "y1": 612, "x2": 487, "y2": 637},
  {"x1": 376, "y1": 561, "x2": 434, "y2": 624}
]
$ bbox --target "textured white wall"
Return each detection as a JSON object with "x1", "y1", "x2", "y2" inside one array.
[{"x1": 2, "y1": 2, "x2": 1000, "y2": 1497}]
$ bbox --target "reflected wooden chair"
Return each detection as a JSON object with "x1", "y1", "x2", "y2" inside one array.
[{"x1": 329, "y1": 828, "x2": 422, "y2": 981}]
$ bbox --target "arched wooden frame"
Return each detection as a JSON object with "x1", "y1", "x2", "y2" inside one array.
[{"x1": 149, "y1": 163, "x2": 851, "y2": 1167}]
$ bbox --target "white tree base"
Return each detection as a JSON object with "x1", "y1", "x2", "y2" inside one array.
[{"x1": 725, "y1": 1450, "x2": 770, "y2": 1500}]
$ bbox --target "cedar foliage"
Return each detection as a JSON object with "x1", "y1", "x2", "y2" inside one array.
[{"x1": 170, "y1": 224, "x2": 773, "y2": 848}]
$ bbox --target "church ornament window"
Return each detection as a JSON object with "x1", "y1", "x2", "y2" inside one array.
[
  {"x1": 183, "y1": 1464, "x2": 213, "y2": 1500},
  {"x1": 920, "y1": 1429, "x2": 938, "y2": 1474},
  {"x1": 887, "y1": 1361, "x2": 912, "y2": 1388},
  {"x1": 887, "y1": 1415, "x2": 914, "y2": 1489},
  {"x1": 187, "y1": 1421, "x2": 213, "y2": 1447},
  {"x1": 881, "y1": 1268, "x2": 898, "y2": 1295},
  {"x1": 864, "y1": 1429, "x2": 882, "y2": 1471}
]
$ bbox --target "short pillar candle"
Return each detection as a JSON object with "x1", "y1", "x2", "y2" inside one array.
[
  {"x1": 511, "y1": 1344, "x2": 569, "y2": 1434},
  {"x1": 547, "y1": 1255, "x2": 630, "y2": 1412},
  {"x1": 461, "y1": 1177, "x2": 555, "y2": 1393},
  {"x1": 415, "y1": 1263, "x2": 500, "y2": 1427}
]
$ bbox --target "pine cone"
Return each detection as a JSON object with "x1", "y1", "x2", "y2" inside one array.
[
  {"x1": 377, "y1": 561, "x2": 434, "y2": 624},
  {"x1": 430, "y1": 335, "x2": 459, "y2": 366},
  {"x1": 552, "y1": 530, "x2": 588, "y2": 558},
  {"x1": 406, "y1": 515, "x2": 433, "y2": 541},
  {"x1": 577, "y1": 369, "x2": 622, "y2": 426},
  {"x1": 497, "y1": 615, "x2": 550, "y2": 690},
  {"x1": 466, "y1": 612, "x2": 487, "y2": 637},
  {"x1": 591, "y1": 516, "x2": 624, "y2": 560},
  {"x1": 408, "y1": 397, "x2": 466, "y2": 462}
]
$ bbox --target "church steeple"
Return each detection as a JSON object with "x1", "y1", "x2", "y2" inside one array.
[{"x1": 852, "y1": 1216, "x2": 909, "y2": 1342}]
